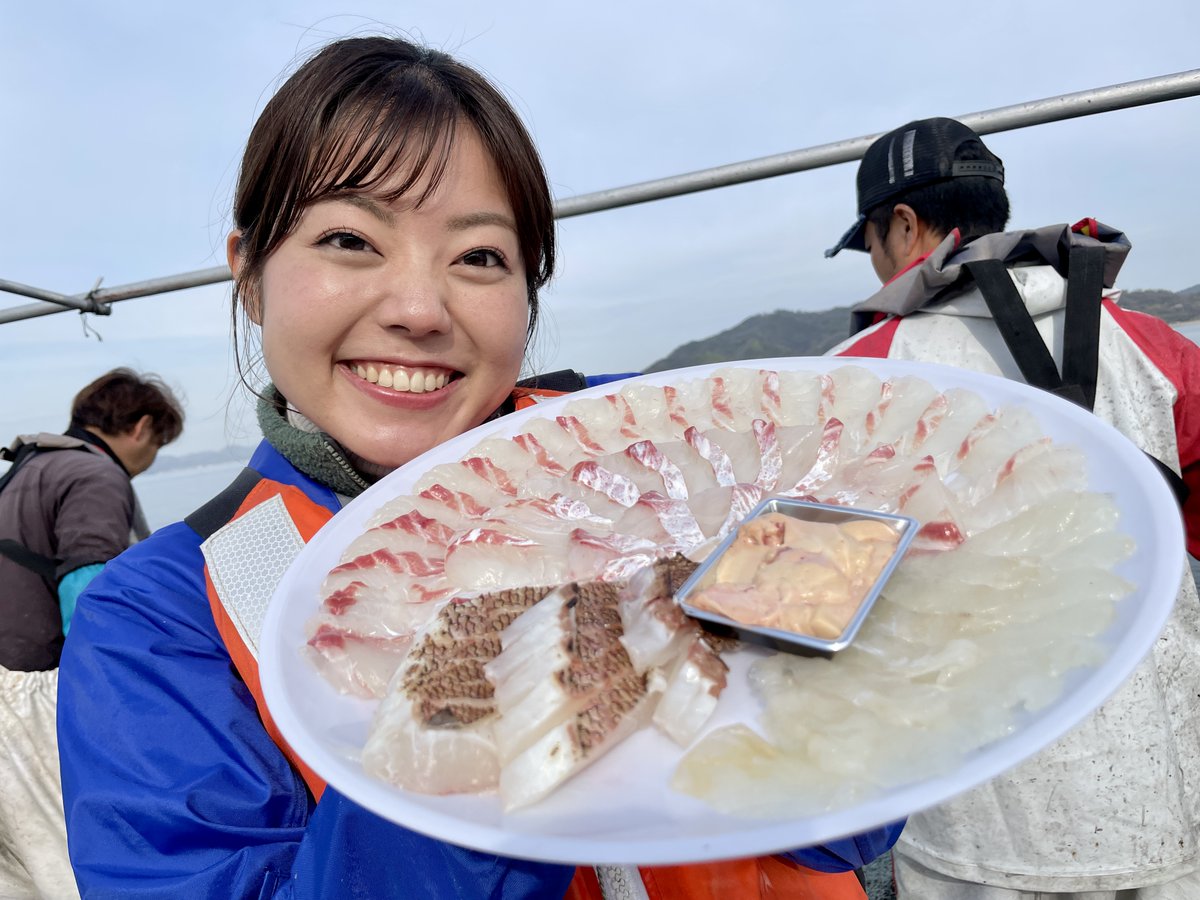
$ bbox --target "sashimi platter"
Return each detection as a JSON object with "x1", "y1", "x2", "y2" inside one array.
[{"x1": 260, "y1": 357, "x2": 1185, "y2": 865}]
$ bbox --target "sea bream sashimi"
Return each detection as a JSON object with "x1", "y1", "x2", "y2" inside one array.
[
  {"x1": 361, "y1": 585, "x2": 553, "y2": 794},
  {"x1": 489, "y1": 580, "x2": 654, "y2": 810}
]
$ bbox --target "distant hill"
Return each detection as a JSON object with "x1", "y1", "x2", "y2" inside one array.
[
  {"x1": 150, "y1": 444, "x2": 256, "y2": 474},
  {"x1": 644, "y1": 284, "x2": 1200, "y2": 372}
]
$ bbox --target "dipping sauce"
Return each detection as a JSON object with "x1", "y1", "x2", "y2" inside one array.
[{"x1": 687, "y1": 512, "x2": 902, "y2": 639}]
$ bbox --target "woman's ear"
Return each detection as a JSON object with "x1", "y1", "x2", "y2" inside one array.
[{"x1": 226, "y1": 230, "x2": 262, "y2": 325}]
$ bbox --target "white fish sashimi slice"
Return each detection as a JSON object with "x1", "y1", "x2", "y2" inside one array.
[
  {"x1": 362, "y1": 691, "x2": 499, "y2": 794},
  {"x1": 617, "y1": 555, "x2": 702, "y2": 672},
  {"x1": 894, "y1": 457, "x2": 967, "y2": 551},
  {"x1": 752, "y1": 420, "x2": 782, "y2": 491},
  {"x1": 566, "y1": 528, "x2": 660, "y2": 582},
  {"x1": 775, "y1": 370, "x2": 823, "y2": 428},
  {"x1": 684, "y1": 426, "x2": 737, "y2": 487},
  {"x1": 665, "y1": 380, "x2": 718, "y2": 433},
  {"x1": 774, "y1": 422, "x2": 824, "y2": 493},
  {"x1": 443, "y1": 527, "x2": 570, "y2": 591},
  {"x1": 415, "y1": 483, "x2": 493, "y2": 521},
  {"x1": 518, "y1": 417, "x2": 604, "y2": 464},
  {"x1": 568, "y1": 460, "x2": 642, "y2": 508},
  {"x1": 490, "y1": 579, "x2": 660, "y2": 810},
  {"x1": 520, "y1": 465, "x2": 631, "y2": 522},
  {"x1": 321, "y1": 546, "x2": 445, "y2": 598},
  {"x1": 489, "y1": 493, "x2": 614, "y2": 542},
  {"x1": 709, "y1": 368, "x2": 784, "y2": 427},
  {"x1": 821, "y1": 365, "x2": 885, "y2": 453},
  {"x1": 950, "y1": 405, "x2": 1045, "y2": 484},
  {"x1": 361, "y1": 585, "x2": 550, "y2": 793},
  {"x1": 412, "y1": 463, "x2": 516, "y2": 511},
  {"x1": 311, "y1": 574, "x2": 451, "y2": 650},
  {"x1": 701, "y1": 427, "x2": 761, "y2": 485},
  {"x1": 963, "y1": 491, "x2": 1121, "y2": 558},
  {"x1": 815, "y1": 445, "x2": 921, "y2": 512},
  {"x1": 651, "y1": 636, "x2": 730, "y2": 747},
  {"x1": 866, "y1": 376, "x2": 942, "y2": 449},
  {"x1": 617, "y1": 383, "x2": 676, "y2": 443},
  {"x1": 499, "y1": 671, "x2": 653, "y2": 811},
  {"x1": 909, "y1": 388, "x2": 992, "y2": 473},
  {"x1": 615, "y1": 491, "x2": 707, "y2": 552},
  {"x1": 955, "y1": 441, "x2": 1089, "y2": 534},
  {"x1": 508, "y1": 432, "x2": 570, "y2": 477},
  {"x1": 623, "y1": 440, "x2": 691, "y2": 500},
  {"x1": 345, "y1": 508, "x2": 457, "y2": 558},
  {"x1": 556, "y1": 413, "x2": 626, "y2": 456},
  {"x1": 304, "y1": 622, "x2": 416, "y2": 698},
  {"x1": 557, "y1": 393, "x2": 643, "y2": 446},
  {"x1": 779, "y1": 418, "x2": 846, "y2": 498},
  {"x1": 712, "y1": 484, "x2": 767, "y2": 539}
]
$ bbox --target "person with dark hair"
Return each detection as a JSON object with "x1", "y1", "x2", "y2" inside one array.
[
  {"x1": 827, "y1": 117, "x2": 1200, "y2": 899},
  {"x1": 56, "y1": 34, "x2": 899, "y2": 900},
  {"x1": 0, "y1": 366, "x2": 182, "y2": 897}
]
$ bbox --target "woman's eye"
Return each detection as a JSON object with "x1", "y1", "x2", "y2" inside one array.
[
  {"x1": 318, "y1": 230, "x2": 372, "y2": 252},
  {"x1": 461, "y1": 248, "x2": 507, "y2": 269}
]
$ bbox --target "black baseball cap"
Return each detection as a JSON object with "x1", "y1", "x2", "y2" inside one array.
[{"x1": 825, "y1": 117, "x2": 1004, "y2": 257}]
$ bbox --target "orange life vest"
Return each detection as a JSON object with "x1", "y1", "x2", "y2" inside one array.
[{"x1": 198, "y1": 388, "x2": 868, "y2": 900}]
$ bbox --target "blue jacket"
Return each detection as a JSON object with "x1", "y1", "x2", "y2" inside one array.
[{"x1": 58, "y1": 439, "x2": 900, "y2": 898}]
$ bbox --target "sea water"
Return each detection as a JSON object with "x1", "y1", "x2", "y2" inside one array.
[{"x1": 135, "y1": 460, "x2": 247, "y2": 532}]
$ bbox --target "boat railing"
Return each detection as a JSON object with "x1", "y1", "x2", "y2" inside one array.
[{"x1": 3, "y1": 68, "x2": 1199, "y2": 326}]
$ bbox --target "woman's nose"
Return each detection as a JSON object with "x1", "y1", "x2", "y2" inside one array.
[{"x1": 372, "y1": 264, "x2": 452, "y2": 335}]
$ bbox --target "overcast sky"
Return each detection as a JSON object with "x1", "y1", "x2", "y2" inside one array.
[{"x1": 3, "y1": 2, "x2": 1198, "y2": 457}]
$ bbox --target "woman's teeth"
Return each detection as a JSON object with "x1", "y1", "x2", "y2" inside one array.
[{"x1": 353, "y1": 364, "x2": 450, "y2": 393}]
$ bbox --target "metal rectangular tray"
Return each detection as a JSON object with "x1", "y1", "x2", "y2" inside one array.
[{"x1": 674, "y1": 497, "x2": 918, "y2": 656}]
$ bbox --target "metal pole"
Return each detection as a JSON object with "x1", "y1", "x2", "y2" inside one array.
[
  {"x1": 0, "y1": 278, "x2": 98, "y2": 313},
  {"x1": 553, "y1": 68, "x2": 1200, "y2": 218},
  {"x1": 4, "y1": 68, "x2": 1199, "y2": 324},
  {"x1": 0, "y1": 266, "x2": 232, "y2": 325}
]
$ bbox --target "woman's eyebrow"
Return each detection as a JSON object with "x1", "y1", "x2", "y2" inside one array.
[
  {"x1": 447, "y1": 211, "x2": 517, "y2": 233},
  {"x1": 335, "y1": 193, "x2": 396, "y2": 226}
]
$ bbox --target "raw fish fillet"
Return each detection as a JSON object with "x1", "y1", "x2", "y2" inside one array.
[{"x1": 361, "y1": 586, "x2": 552, "y2": 793}]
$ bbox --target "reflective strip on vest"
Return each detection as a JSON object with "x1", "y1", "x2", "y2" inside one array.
[{"x1": 201, "y1": 478, "x2": 335, "y2": 800}]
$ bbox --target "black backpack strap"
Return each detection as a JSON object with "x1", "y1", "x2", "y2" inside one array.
[
  {"x1": 0, "y1": 539, "x2": 60, "y2": 585},
  {"x1": 515, "y1": 370, "x2": 589, "y2": 393},
  {"x1": 967, "y1": 254, "x2": 1189, "y2": 506},
  {"x1": 1060, "y1": 244, "x2": 1105, "y2": 411},
  {"x1": 185, "y1": 467, "x2": 264, "y2": 540},
  {"x1": 965, "y1": 258, "x2": 1086, "y2": 406}
]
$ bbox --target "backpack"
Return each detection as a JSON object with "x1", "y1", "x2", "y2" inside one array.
[{"x1": 0, "y1": 436, "x2": 96, "y2": 585}]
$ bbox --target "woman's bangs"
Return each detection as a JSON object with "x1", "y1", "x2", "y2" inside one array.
[{"x1": 305, "y1": 93, "x2": 458, "y2": 209}]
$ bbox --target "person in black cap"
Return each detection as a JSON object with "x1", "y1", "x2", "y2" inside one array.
[
  {"x1": 826, "y1": 118, "x2": 1200, "y2": 899},
  {"x1": 825, "y1": 116, "x2": 1008, "y2": 279}
]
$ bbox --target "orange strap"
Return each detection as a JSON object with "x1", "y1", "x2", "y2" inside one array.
[
  {"x1": 512, "y1": 386, "x2": 570, "y2": 409},
  {"x1": 565, "y1": 858, "x2": 866, "y2": 900},
  {"x1": 204, "y1": 478, "x2": 335, "y2": 800}
]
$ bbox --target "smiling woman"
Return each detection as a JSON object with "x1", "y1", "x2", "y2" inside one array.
[{"x1": 52, "y1": 33, "x2": 898, "y2": 900}]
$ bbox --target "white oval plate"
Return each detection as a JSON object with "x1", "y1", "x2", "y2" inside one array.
[{"x1": 259, "y1": 357, "x2": 1184, "y2": 865}]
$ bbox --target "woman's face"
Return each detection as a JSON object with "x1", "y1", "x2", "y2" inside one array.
[{"x1": 232, "y1": 126, "x2": 530, "y2": 471}]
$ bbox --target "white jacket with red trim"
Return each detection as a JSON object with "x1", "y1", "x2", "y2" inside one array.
[{"x1": 829, "y1": 224, "x2": 1200, "y2": 891}]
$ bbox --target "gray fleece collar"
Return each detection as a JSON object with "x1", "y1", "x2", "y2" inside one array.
[{"x1": 256, "y1": 385, "x2": 372, "y2": 498}]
